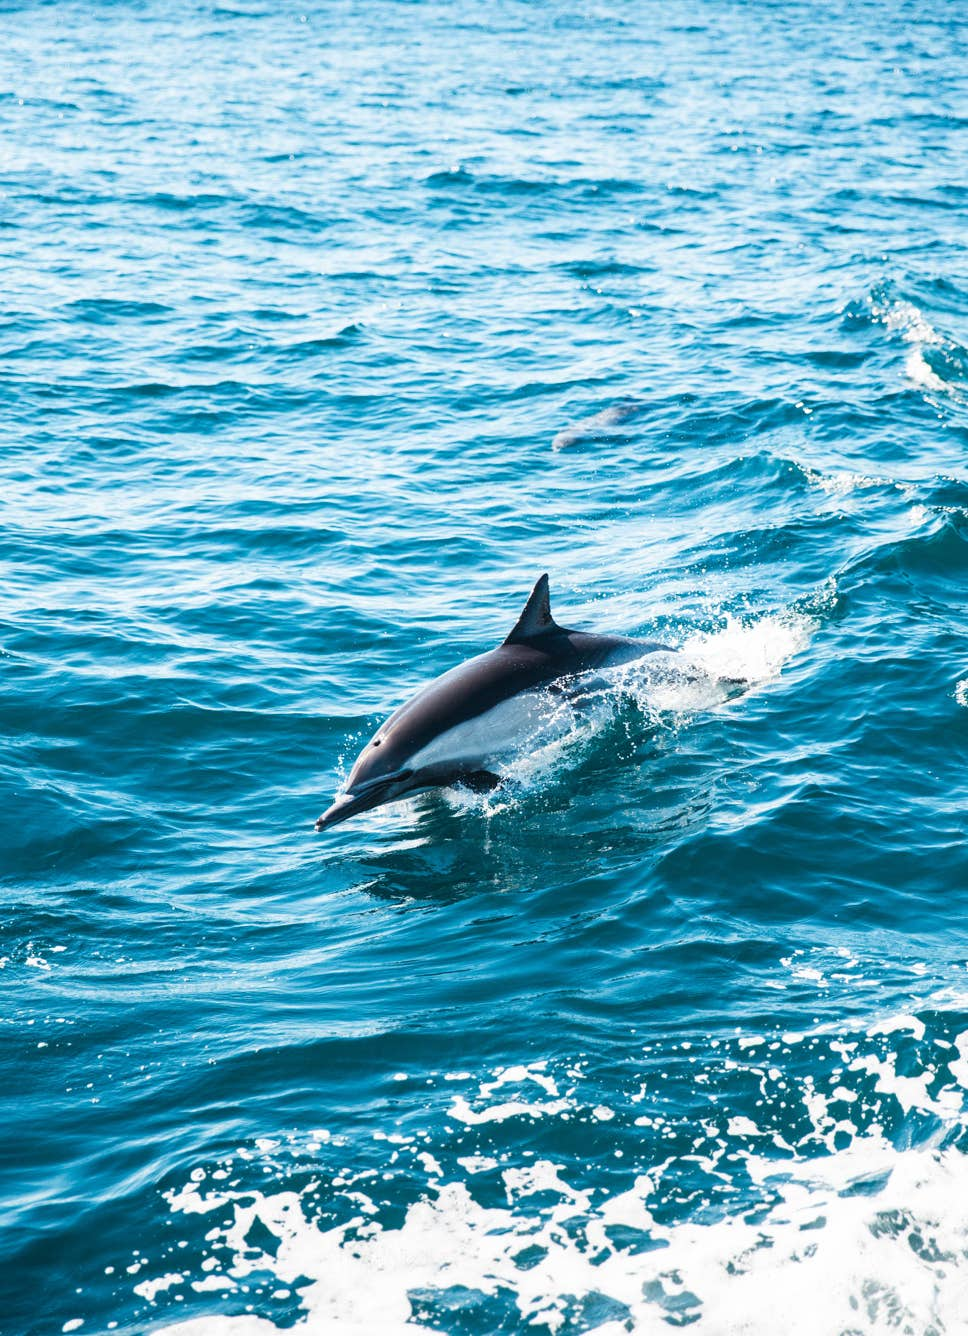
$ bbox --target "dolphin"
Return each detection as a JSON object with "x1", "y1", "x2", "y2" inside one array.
[
  {"x1": 315, "y1": 574, "x2": 673, "y2": 831},
  {"x1": 552, "y1": 399, "x2": 644, "y2": 452}
]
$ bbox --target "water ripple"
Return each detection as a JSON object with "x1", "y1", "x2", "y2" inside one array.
[{"x1": 2, "y1": 1, "x2": 967, "y2": 1333}]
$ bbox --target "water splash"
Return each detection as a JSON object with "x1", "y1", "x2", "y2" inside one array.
[
  {"x1": 442, "y1": 604, "x2": 818, "y2": 823},
  {"x1": 150, "y1": 1002, "x2": 968, "y2": 1336},
  {"x1": 866, "y1": 287, "x2": 968, "y2": 396}
]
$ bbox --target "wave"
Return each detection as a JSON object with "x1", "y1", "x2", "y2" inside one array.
[
  {"x1": 147, "y1": 986, "x2": 968, "y2": 1335},
  {"x1": 848, "y1": 283, "x2": 968, "y2": 398}
]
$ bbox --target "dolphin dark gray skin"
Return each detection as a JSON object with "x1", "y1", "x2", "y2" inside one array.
[
  {"x1": 552, "y1": 399, "x2": 644, "y2": 452},
  {"x1": 315, "y1": 574, "x2": 671, "y2": 831}
]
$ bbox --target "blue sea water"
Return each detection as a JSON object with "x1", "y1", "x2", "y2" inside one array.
[{"x1": 3, "y1": 0, "x2": 968, "y2": 1331}]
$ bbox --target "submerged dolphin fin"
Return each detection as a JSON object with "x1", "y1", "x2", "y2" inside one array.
[
  {"x1": 459, "y1": 769, "x2": 503, "y2": 793},
  {"x1": 504, "y1": 573, "x2": 561, "y2": 644}
]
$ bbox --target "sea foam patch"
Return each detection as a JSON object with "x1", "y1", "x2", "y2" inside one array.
[
  {"x1": 595, "y1": 600, "x2": 818, "y2": 725},
  {"x1": 866, "y1": 289, "x2": 968, "y2": 399},
  {"x1": 149, "y1": 980, "x2": 968, "y2": 1336}
]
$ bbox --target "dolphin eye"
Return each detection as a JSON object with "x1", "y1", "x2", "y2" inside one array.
[{"x1": 372, "y1": 739, "x2": 381, "y2": 747}]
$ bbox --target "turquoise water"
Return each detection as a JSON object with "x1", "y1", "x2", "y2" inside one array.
[{"x1": 3, "y1": 1, "x2": 968, "y2": 1331}]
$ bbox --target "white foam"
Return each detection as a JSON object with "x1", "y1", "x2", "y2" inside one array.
[
  {"x1": 678, "y1": 609, "x2": 813, "y2": 691},
  {"x1": 870, "y1": 1013, "x2": 926, "y2": 1041},
  {"x1": 878, "y1": 296, "x2": 941, "y2": 349},
  {"x1": 482, "y1": 1063, "x2": 559, "y2": 1097},
  {"x1": 152, "y1": 1001, "x2": 968, "y2": 1335},
  {"x1": 135, "y1": 1273, "x2": 184, "y2": 1303},
  {"x1": 448, "y1": 1093, "x2": 572, "y2": 1125},
  {"x1": 906, "y1": 347, "x2": 948, "y2": 392},
  {"x1": 801, "y1": 464, "x2": 905, "y2": 500},
  {"x1": 869, "y1": 292, "x2": 957, "y2": 394},
  {"x1": 608, "y1": 607, "x2": 815, "y2": 719},
  {"x1": 25, "y1": 942, "x2": 51, "y2": 971},
  {"x1": 156, "y1": 1137, "x2": 968, "y2": 1336}
]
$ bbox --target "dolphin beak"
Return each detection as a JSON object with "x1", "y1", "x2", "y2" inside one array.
[
  {"x1": 314, "y1": 771, "x2": 414, "y2": 832},
  {"x1": 315, "y1": 789, "x2": 381, "y2": 831},
  {"x1": 315, "y1": 795, "x2": 357, "y2": 831}
]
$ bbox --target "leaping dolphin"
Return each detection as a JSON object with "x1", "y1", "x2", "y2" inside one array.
[{"x1": 315, "y1": 574, "x2": 673, "y2": 831}]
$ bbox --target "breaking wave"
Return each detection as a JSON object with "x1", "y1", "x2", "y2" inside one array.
[{"x1": 149, "y1": 981, "x2": 968, "y2": 1335}]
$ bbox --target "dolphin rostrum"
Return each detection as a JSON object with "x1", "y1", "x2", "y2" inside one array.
[{"x1": 315, "y1": 574, "x2": 672, "y2": 831}]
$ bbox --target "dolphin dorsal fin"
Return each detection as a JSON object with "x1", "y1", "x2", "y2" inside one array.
[{"x1": 504, "y1": 573, "x2": 561, "y2": 644}]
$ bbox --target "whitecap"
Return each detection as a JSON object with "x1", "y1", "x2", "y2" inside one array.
[{"x1": 150, "y1": 1002, "x2": 968, "y2": 1336}]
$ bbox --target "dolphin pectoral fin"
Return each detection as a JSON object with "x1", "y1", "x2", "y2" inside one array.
[{"x1": 458, "y1": 769, "x2": 503, "y2": 793}]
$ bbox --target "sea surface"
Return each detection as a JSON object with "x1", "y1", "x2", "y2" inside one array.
[{"x1": 2, "y1": 1, "x2": 968, "y2": 1332}]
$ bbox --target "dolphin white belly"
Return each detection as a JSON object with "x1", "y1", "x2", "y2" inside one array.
[{"x1": 407, "y1": 688, "x2": 563, "y2": 774}]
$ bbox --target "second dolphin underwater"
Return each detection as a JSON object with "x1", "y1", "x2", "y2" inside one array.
[{"x1": 315, "y1": 574, "x2": 711, "y2": 831}]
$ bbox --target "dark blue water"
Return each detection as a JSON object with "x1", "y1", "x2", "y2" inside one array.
[{"x1": 3, "y1": 1, "x2": 968, "y2": 1332}]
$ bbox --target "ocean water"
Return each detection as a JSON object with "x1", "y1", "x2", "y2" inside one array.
[{"x1": 3, "y1": 0, "x2": 968, "y2": 1332}]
